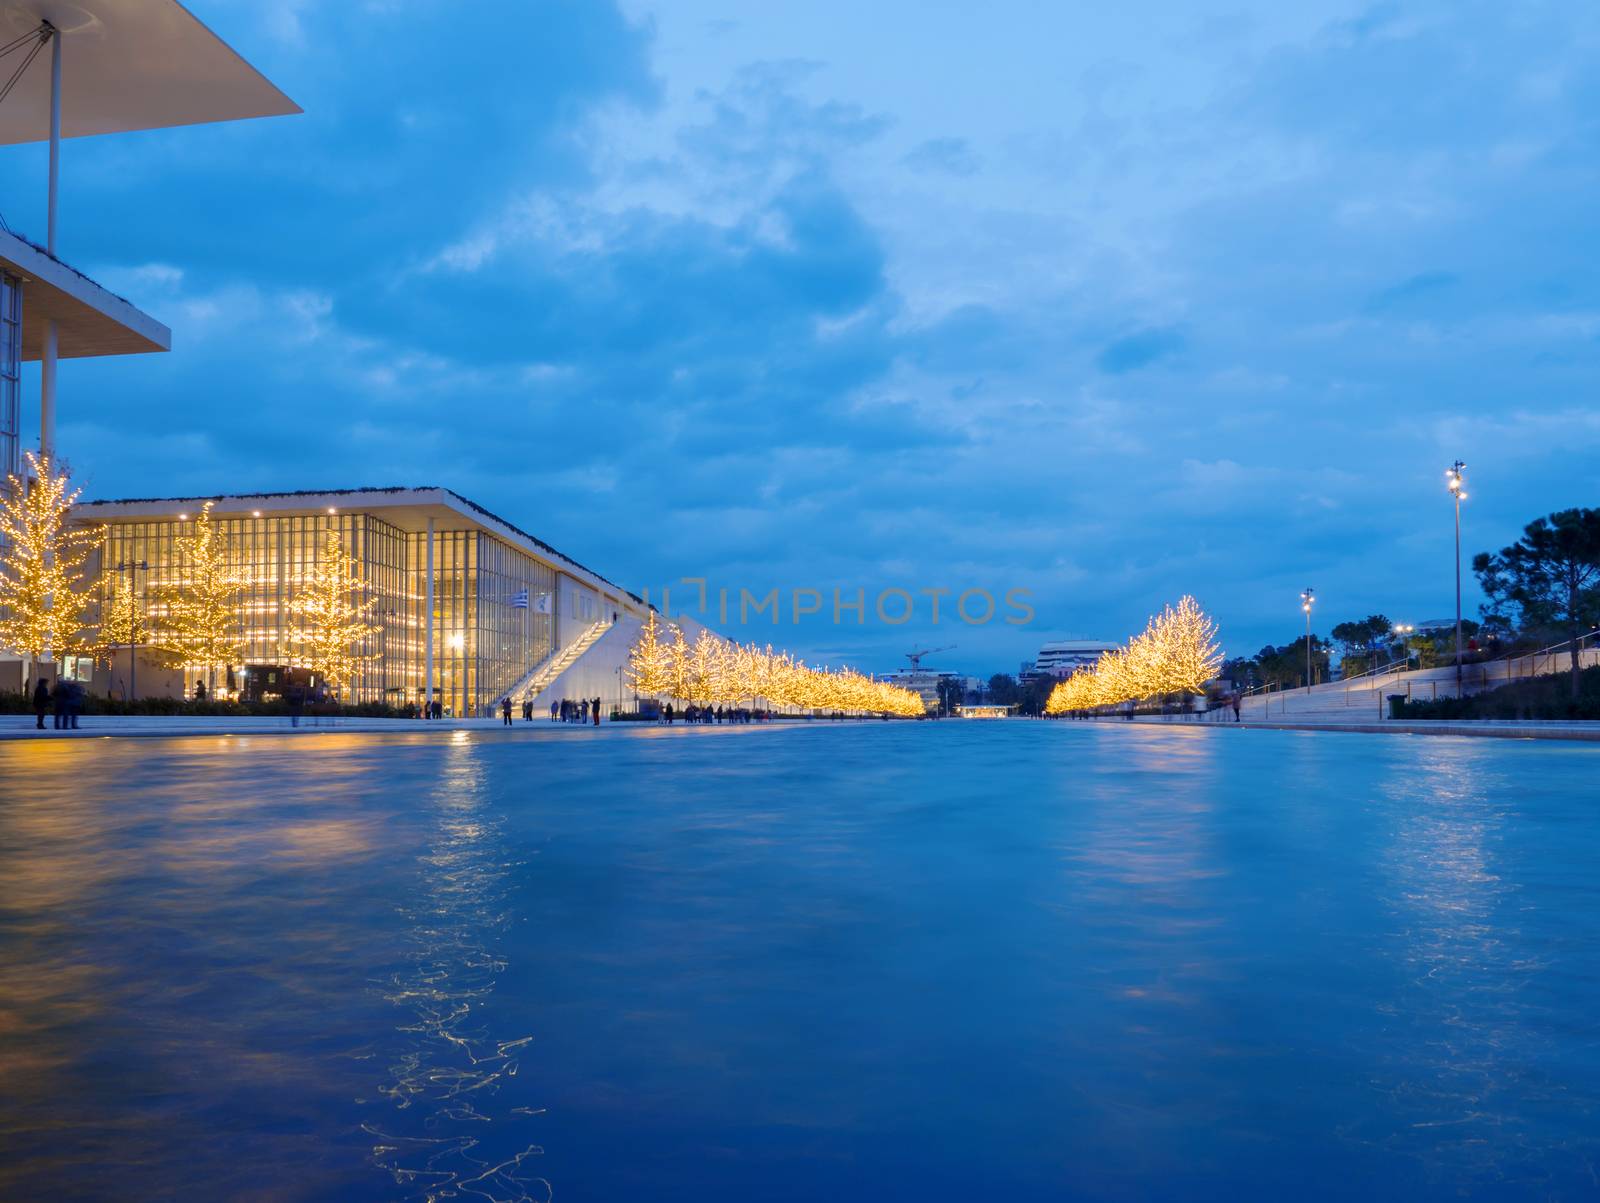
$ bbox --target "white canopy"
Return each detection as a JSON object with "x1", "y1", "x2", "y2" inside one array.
[{"x1": 0, "y1": 0, "x2": 298, "y2": 145}]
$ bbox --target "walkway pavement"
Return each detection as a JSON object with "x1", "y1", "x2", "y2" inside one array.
[
  {"x1": 0, "y1": 715, "x2": 603, "y2": 740},
  {"x1": 1128, "y1": 712, "x2": 1600, "y2": 741}
]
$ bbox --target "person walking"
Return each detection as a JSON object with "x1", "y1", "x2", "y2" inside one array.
[
  {"x1": 501, "y1": 697, "x2": 513, "y2": 726},
  {"x1": 32, "y1": 676, "x2": 49, "y2": 730}
]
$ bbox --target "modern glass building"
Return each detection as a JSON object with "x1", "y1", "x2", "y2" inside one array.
[{"x1": 79, "y1": 487, "x2": 645, "y2": 716}]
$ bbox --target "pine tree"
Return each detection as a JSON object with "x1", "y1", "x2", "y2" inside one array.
[{"x1": 0, "y1": 452, "x2": 97, "y2": 664}]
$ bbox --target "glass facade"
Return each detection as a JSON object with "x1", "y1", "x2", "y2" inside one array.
[{"x1": 95, "y1": 508, "x2": 561, "y2": 715}]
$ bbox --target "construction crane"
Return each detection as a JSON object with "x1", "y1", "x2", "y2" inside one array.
[{"x1": 905, "y1": 645, "x2": 954, "y2": 673}]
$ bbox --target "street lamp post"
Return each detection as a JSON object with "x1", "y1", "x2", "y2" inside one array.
[
  {"x1": 114, "y1": 559, "x2": 149, "y2": 702},
  {"x1": 1300, "y1": 587, "x2": 1315, "y2": 693},
  {"x1": 1392, "y1": 623, "x2": 1414, "y2": 668},
  {"x1": 1446, "y1": 461, "x2": 1468, "y2": 696}
]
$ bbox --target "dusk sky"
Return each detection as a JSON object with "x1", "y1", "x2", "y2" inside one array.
[{"x1": 4, "y1": 0, "x2": 1597, "y2": 675}]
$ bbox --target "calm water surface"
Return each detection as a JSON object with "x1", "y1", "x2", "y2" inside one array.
[{"x1": 1, "y1": 722, "x2": 1598, "y2": 1200}]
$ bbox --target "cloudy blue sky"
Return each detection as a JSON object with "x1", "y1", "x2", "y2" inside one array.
[{"x1": 5, "y1": 0, "x2": 1598, "y2": 675}]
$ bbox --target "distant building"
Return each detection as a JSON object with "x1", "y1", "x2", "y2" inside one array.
[
  {"x1": 1025, "y1": 640, "x2": 1120, "y2": 681},
  {"x1": 958, "y1": 703, "x2": 1012, "y2": 719},
  {"x1": 874, "y1": 668, "x2": 967, "y2": 711}
]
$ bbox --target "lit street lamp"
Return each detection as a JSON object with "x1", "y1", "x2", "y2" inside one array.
[
  {"x1": 1392, "y1": 622, "x2": 1414, "y2": 668},
  {"x1": 1300, "y1": 587, "x2": 1315, "y2": 693},
  {"x1": 1446, "y1": 461, "x2": 1468, "y2": 695}
]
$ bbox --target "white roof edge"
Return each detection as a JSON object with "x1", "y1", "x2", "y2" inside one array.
[
  {"x1": 0, "y1": 227, "x2": 171, "y2": 349},
  {"x1": 76, "y1": 486, "x2": 643, "y2": 607}
]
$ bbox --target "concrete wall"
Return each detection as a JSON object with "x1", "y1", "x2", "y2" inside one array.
[
  {"x1": 530, "y1": 614, "x2": 640, "y2": 713},
  {"x1": 530, "y1": 612, "x2": 721, "y2": 714},
  {"x1": 554, "y1": 572, "x2": 604, "y2": 651},
  {"x1": 101, "y1": 648, "x2": 186, "y2": 701}
]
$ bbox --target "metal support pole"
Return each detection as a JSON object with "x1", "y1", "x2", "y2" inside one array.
[
  {"x1": 40, "y1": 323, "x2": 55, "y2": 460},
  {"x1": 424, "y1": 517, "x2": 435, "y2": 717},
  {"x1": 1454, "y1": 491, "x2": 1463, "y2": 696},
  {"x1": 47, "y1": 26, "x2": 59, "y2": 255},
  {"x1": 1300, "y1": 587, "x2": 1315, "y2": 694},
  {"x1": 127, "y1": 562, "x2": 135, "y2": 702},
  {"x1": 41, "y1": 24, "x2": 60, "y2": 461}
]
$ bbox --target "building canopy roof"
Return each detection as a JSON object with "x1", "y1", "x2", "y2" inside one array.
[
  {"x1": 0, "y1": 0, "x2": 298, "y2": 145},
  {"x1": 78, "y1": 487, "x2": 647, "y2": 607},
  {"x1": 0, "y1": 227, "x2": 169, "y2": 357}
]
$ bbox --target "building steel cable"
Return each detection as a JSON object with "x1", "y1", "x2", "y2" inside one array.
[{"x1": 0, "y1": 24, "x2": 51, "y2": 111}]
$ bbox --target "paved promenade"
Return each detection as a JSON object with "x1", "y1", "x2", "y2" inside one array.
[
  {"x1": 0, "y1": 714, "x2": 597, "y2": 740},
  {"x1": 1143, "y1": 716, "x2": 1600, "y2": 742}
]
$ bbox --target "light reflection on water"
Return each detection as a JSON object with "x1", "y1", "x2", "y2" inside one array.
[
  {"x1": 362, "y1": 738, "x2": 549, "y2": 1202},
  {"x1": 1, "y1": 724, "x2": 1598, "y2": 1201}
]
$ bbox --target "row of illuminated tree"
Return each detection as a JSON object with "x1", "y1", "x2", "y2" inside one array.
[
  {"x1": 624, "y1": 611, "x2": 927, "y2": 716},
  {"x1": 0, "y1": 456, "x2": 378, "y2": 696},
  {"x1": 1044, "y1": 595, "x2": 1222, "y2": 714}
]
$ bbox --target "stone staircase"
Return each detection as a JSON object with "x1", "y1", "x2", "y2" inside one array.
[
  {"x1": 499, "y1": 621, "x2": 609, "y2": 708},
  {"x1": 1236, "y1": 645, "x2": 1600, "y2": 725}
]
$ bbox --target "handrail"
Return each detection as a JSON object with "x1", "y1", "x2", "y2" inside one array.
[{"x1": 1339, "y1": 652, "x2": 1416, "y2": 687}]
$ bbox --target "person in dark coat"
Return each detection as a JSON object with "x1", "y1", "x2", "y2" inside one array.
[
  {"x1": 32, "y1": 677, "x2": 49, "y2": 730},
  {"x1": 67, "y1": 680, "x2": 83, "y2": 729},
  {"x1": 592, "y1": 696, "x2": 601, "y2": 726},
  {"x1": 51, "y1": 678, "x2": 67, "y2": 729},
  {"x1": 501, "y1": 697, "x2": 513, "y2": 726}
]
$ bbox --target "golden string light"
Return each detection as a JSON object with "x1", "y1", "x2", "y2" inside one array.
[
  {"x1": 0, "y1": 453, "x2": 98, "y2": 661},
  {"x1": 1045, "y1": 595, "x2": 1223, "y2": 715},
  {"x1": 624, "y1": 618, "x2": 926, "y2": 716},
  {"x1": 282, "y1": 526, "x2": 379, "y2": 698},
  {"x1": 150, "y1": 499, "x2": 250, "y2": 693}
]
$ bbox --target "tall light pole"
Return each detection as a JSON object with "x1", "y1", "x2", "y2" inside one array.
[
  {"x1": 114, "y1": 559, "x2": 149, "y2": 702},
  {"x1": 1446, "y1": 461, "x2": 1467, "y2": 695},
  {"x1": 1300, "y1": 587, "x2": 1315, "y2": 693}
]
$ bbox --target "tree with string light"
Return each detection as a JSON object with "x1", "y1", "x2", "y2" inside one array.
[
  {"x1": 152, "y1": 500, "x2": 249, "y2": 697},
  {"x1": 284, "y1": 526, "x2": 378, "y2": 700},
  {"x1": 0, "y1": 452, "x2": 98, "y2": 672},
  {"x1": 101, "y1": 580, "x2": 149, "y2": 652},
  {"x1": 624, "y1": 609, "x2": 673, "y2": 701}
]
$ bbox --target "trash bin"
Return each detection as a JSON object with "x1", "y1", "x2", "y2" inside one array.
[{"x1": 1387, "y1": 694, "x2": 1407, "y2": 720}]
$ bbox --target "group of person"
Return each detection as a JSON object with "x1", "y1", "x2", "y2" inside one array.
[
  {"x1": 29, "y1": 677, "x2": 86, "y2": 730},
  {"x1": 545, "y1": 697, "x2": 601, "y2": 725},
  {"x1": 659, "y1": 703, "x2": 769, "y2": 725},
  {"x1": 494, "y1": 696, "x2": 605, "y2": 725}
]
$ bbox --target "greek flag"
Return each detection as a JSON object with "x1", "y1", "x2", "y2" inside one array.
[
  {"x1": 510, "y1": 588, "x2": 529, "y2": 609},
  {"x1": 534, "y1": 592, "x2": 552, "y2": 614}
]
